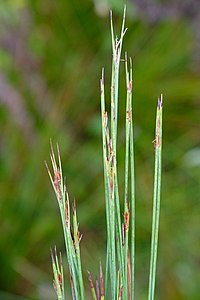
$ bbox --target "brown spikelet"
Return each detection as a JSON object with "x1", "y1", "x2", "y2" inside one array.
[
  {"x1": 153, "y1": 117, "x2": 161, "y2": 150},
  {"x1": 77, "y1": 228, "x2": 82, "y2": 243},
  {"x1": 127, "y1": 109, "x2": 131, "y2": 122},
  {"x1": 103, "y1": 111, "x2": 108, "y2": 128},
  {"x1": 70, "y1": 230, "x2": 76, "y2": 251},
  {"x1": 124, "y1": 209, "x2": 130, "y2": 232},
  {"x1": 110, "y1": 176, "x2": 113, "y2": 193},
  {"x1": 128, "y1": 80, "x2": 132, "y2": 93},
  {"x1": 58, "y1": 272, "x2": 62, "y2": 290},
  {"x1": 88, "y1": 271, "x2": 94, "y2": 289},
  {"x1": 153, "y1": 99, "x2": 162, "y2": 149},
  {"x1": 54, "y1": 169, "x2": 62, "y2": 202}
]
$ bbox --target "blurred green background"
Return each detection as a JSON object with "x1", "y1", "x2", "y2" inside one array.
[{"x1": 0, "y1": 0, "x2": 199, "y2": 299}]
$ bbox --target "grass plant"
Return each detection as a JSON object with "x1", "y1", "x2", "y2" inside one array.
[{"x1": 46, "y1": 6, "x2": 163, "y2": 300}]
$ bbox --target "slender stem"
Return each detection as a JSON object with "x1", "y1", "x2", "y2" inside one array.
[
  {"x1": 148, "y1": 95, "x2": 163, "y2": 300},
  {"x1": 110, "y1": 9, "x2": 128, "y2": 298},
  {"x1": 123, "y1": 53, "x2": 132, "y2": 300},
  {"x1": 100, "y1": 69, "x2": 112, "y2": 298},
  {"x1": 129, "y1": 58, "x2": 135, "y2": 300}
]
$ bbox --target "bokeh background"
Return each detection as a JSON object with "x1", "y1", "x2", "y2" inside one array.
[{"x1": 0, "y1": 0, "x2": 199, "y2": 299}]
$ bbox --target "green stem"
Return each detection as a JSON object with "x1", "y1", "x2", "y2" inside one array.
[{"x1": 148, "y1": 96, "x2": 163, "y2": 300}]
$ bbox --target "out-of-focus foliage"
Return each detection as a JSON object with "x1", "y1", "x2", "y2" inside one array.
[{"x1": 0, "y1": 0, "x2": 199, "y2": 299}]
